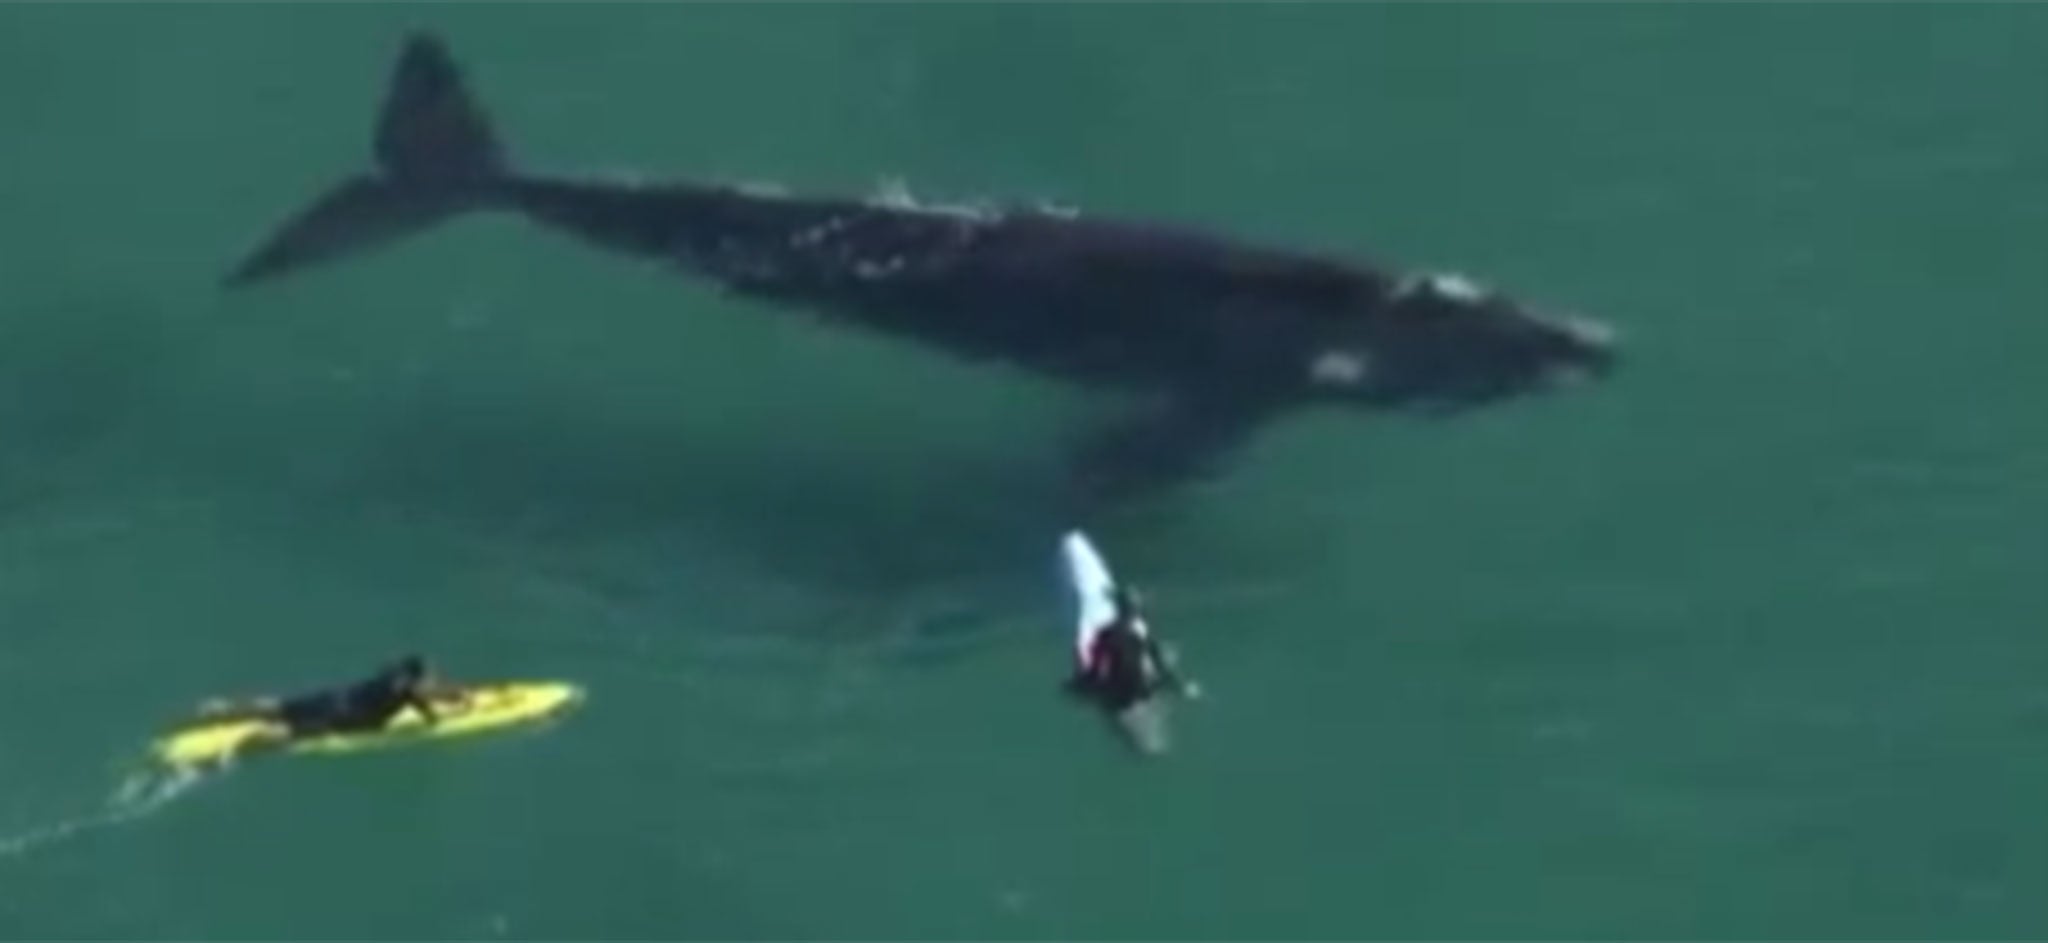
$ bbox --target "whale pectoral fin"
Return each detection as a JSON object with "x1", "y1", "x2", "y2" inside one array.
[{"x1": 1064, "y1": 393, "x2": 1279, "y2": 505}]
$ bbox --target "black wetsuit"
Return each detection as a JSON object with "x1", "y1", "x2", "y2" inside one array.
[
  {"x1": 277, "y1": 671, "x2": 435, "y2": 737},
  {"x1": 1079, "y1": 623, "x2": 1166, "y2": 712}
]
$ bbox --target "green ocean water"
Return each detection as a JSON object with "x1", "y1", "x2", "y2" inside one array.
[{"x1": 2, "y1": 3, "x2": 2045, "y2": 938}]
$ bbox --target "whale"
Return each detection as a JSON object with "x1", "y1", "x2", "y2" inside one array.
[{"x1": 225, "y1": 33, "x2": 1619, "y2": 497}]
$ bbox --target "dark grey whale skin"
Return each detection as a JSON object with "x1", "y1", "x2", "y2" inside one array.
[{"x1": 225, "y1": 33, "x2": 1618, "y2": 498}]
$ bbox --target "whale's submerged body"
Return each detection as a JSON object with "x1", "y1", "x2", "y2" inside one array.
[{"x1": 227, "y1": 33, "x2": 1619, "y2": 497}]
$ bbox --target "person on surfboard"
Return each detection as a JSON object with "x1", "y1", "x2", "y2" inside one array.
[
  {"x1": 194, "y1": 655, "x2": 464, "y2": 743},
  {"x1": 1066, "y1": 585, "x2": 1200, "y2": 711}
]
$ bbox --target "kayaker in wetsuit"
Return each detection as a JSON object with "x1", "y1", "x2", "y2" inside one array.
[
  {"x1": 1066, "y1": 586, "x2": 1199, "y2": 711},
  {"x1": 197, "y1": 655, "x2": 457, "y2": 739}
]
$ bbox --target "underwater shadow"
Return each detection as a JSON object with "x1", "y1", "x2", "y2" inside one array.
[{"x1": 309, "y1": 377, "x2": 1190, "y2": 618}]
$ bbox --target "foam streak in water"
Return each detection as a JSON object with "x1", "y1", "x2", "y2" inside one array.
[{"x1": 0, "y1": 765, "x2": 212, "y2": 861}]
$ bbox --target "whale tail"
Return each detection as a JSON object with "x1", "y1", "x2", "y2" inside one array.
[{"x1": 225, "y1": 33, "x2": 505, "y2": 287}]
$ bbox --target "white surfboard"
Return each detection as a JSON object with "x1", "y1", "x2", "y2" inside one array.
[
  {"x1": 1062, "y1": 530, "x2": 1147, "y2": 663},
  {"x1": 1059, "y1": 530, "x2": 1169, "y2": 754}
]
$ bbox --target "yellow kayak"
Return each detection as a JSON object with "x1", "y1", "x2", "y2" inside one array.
[{"x1": 151, "y1": 681, "x2": 584, "y2": 768}]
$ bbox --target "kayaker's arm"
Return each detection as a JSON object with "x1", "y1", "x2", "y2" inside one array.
[
  {"x1": 413, "y1": 675, "x2": 470, "y2": 721},
  {"x1": 408, "y1": 690, "x2": 442, "y2": 725},
  {"x1": 432, "y1": 679, "x2": 471, "y2": 707}
]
